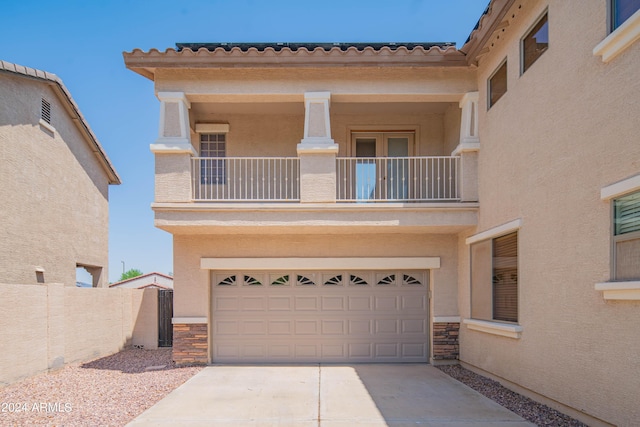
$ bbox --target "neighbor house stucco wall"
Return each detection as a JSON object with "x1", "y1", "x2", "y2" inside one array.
[
  {"x1": 459, "y1": 1, "x2": 640, "y2": 426},
  {"x1": 172, "y1": 233, "x2": 460, "y2": 320},
  {"x1": 0, "y1": 74, "x2": 111, "y2": 286}
]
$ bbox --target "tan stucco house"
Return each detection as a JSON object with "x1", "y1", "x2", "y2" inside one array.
[
  {"x1": 0, "y1": 61, "x2": 121, "y2": 287},
  {"x1": 124, "y1": 0, "x2": 640, "y2": 425}
]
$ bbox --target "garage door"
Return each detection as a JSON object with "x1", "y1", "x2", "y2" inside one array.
[{"x1": 210, "y1": 270, "x2": 429, "y2": 363}]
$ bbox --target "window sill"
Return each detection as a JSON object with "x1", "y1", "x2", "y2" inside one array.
[
  {"x1": 595, "y1": 281, "x2": 640, "y2": 300},
  {"x1": 463, "y1": 318, "x2": 523, "y2": 339},
  {"x1": 39, "y1": 119, "x2": 55, "y2": 134},
  {"x1": 593, "y1": 8, "x2": 640, "y2": 63}
]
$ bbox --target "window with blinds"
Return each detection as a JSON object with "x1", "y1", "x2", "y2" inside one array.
[
  {"x1": 470, "y1": 230, "x2": 519, "y2": 324},
  {"x1": 492, "y1": 232, "x2": 518, "y2": 322},
  {"x1": 613, "y1": 191, "x2": 640, "y2": 280}
]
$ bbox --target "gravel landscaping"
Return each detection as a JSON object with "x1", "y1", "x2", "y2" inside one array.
[
  {"x1": 0, "y1": 348, "x2": 202, "y2": 426},
  {"x1": 0, "y1": 349, "x2": 589, "y2": 427},
  {"x1": 437, "y1": 364, "x2": 588, "y2": 427}
]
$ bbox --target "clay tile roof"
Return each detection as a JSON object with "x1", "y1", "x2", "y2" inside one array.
[
  {"x1": 0, "y1": 60, "x2": 121, "y2": 184},
  {"x1": 123, "y1": 41, "x2": 467, "y2": 80}
]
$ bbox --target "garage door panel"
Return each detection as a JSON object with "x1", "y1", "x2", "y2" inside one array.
[
  {"x1": 294, "y1": 320, "x2": 318, "y2": 334},
  {"x1": 241, "y1": 297, "x2": 266, "y2": 311},
  {"x1": 348, "y1": 296, "x2": 372, "y2": 310},
  {"x1": 211, "y1": 270, "x2": 429, "y2": 363},
  {"x1": 268, "y1": 320, "x2": 292, "y2": 335},
  {"x1": 241, "y1": 320, "x2": 266, "y2": 335},
  {"x1": 268, "y1": 296, "x2": 292, "y2": 311},
  {"x1": 294, "y1": 296, "x2": 319, "y2": 310},
  {"x1": 375, "y1": 319, "x2": 399, "y2": 334},
  {"x1": 322, "y1": 320, "x2": 345, "y2": 335},
  {"x1": 215, "y1": 320, "x2": 239, "y2": 335},
  {"x1": 321, "y1": 296, "x2": 345, "y2": 310}
]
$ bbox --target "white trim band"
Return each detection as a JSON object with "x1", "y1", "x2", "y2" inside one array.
[
  {"x1": 466, "y1": 219, "x2": 522, "y2": 245},
  {"x1": 195, "y1": 123, "x2": 230, "y2": 133},
  {"x1": 172, "y1": 317, "x2": 207, "y2": 324},
  {"x1": 463, "y1": 318, "x2": 523, "y2": 339},
  {"x1": 595, "y1": 281, "x2": 640, "y2": 300},
  {"x1": 433, "y1": 316, "x2": 461, "y2": 323},
  {"x1": 201, "y1": 257, "x2": 441, "y2": 271},
  {"x1": 600, "y1": 174, "x2": 640, "y2": 200},
  {"x1": 150, "y1": 142, "x2": 198, "y2": 155}
]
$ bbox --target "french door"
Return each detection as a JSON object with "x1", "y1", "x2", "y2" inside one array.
[{"x1": 352, "y1": 132, "x2": 414, "y2": 201}]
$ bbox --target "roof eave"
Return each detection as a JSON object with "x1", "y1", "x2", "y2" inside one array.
[{"x1": 459, "y1": 0, "x2": 516, "y2": 65}]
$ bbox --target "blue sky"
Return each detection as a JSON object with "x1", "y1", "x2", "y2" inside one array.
[{"x1": 1, "y1": 0, "x2": 488, "y2": 282}]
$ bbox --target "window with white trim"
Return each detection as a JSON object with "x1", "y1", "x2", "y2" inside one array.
[
  {"x1": 471, "y1": 231, "x2": 518, "y2": 323},
  {"x1": 613, "y1": 190, "x2": 640, "y2": 280},
  {"x1": 199, "y1": 133, "x2": 226, "y2": 184},
  {"x1": 612, "y1": 0, "x2": 640, "y2": 31}
]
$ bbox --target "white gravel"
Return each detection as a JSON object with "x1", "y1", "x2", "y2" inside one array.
[
  {"x1": 437, "y1": 364, "x2": 588, "y2": 427},
  {"x1": 0, "y1": 348, "x2": 202, "y2": 426},
  {"x1": 0, "y1": 350, "x2": 589, "y2": 427}
]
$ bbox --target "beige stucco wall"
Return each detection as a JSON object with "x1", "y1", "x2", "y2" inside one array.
[
  {"x1": 172, "y1": 233, "x2": 459, "y2": 321},
  {"x1": 0, "y1": 284, "x2": 153, "y2": 386},
  {"x1": 156, "y1": 67, "x2": 477, "y2": 101},
  {"x1": 459, "y1": 1, "x2": 640, "y2": 426},
  {"x1": 188, "y1": 108, "x2": 459, "y2": 158},
  {"x1": 0, "y1": 74, "x2": 111, "y2": 287}
]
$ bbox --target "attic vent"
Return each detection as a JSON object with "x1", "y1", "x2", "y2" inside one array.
[{"x1": 41, "y1": 98, "x2": 51, "y2": 124}]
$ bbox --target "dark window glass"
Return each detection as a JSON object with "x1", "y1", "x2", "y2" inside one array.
[
  {"x1": 613, "y1": 0, "x2": 640, "y2": 30},
  {"x1": 492, "y1": 232, "x2": 518, "y2": 323},
  {"x1": 522, "y1": 13, "x2": 549, "y2": 73},
  {"x1": 488, "y1": 61, "x2": 507, "y2": 108},
  {"x1": 200, "y1": 133, "x2": 226, "y2": 184}
]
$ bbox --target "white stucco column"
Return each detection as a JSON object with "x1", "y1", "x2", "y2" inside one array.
[
  {"x1": 150, "y1": 92, "x2": 196, "y2": 203},
  {"x1": 297, "y1": 92, "x2": 339, "y2": 203},
  {"x1": 452, "y1": 92, "x2": 479, "y2": 202}
]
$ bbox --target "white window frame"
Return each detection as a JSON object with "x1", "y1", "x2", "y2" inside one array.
[
  {"x1": 597, "y1": 175, "x2": 640, "y2": 300},
  {"x1": 465, "y1": 219, "x2": 523, "y2": 339}
]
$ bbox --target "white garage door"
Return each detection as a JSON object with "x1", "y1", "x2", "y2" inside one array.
[{"x1": 210, "y1": 270, "x2": 429, "y2": 363}]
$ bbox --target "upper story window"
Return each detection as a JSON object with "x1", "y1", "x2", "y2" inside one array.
[
  {"x1": 521, "y1": 12, "x2": 549, "y2": 73},
  {"x1": 488, "y1": 60, "x2": 507, "y2": 109},
  {"x1": 200, "y1": 133, "x2": 226, "y2": 184},
  {"x1": 612, "y1": 0, "x2": 640, "y2": 30},
  {"x1": 613, "y1": 190, "x2": 640, "y2": 280}
]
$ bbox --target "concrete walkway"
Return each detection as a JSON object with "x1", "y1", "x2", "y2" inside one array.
[{"x1": 128, "y1": 364, "x2": 534, "y2": 426}]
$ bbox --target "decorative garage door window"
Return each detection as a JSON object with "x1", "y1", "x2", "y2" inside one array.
[{"x1": 214, "y1": 271, "x2": 426, "y2": 288}]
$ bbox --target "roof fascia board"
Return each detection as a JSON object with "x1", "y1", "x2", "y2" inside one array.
[{"x1": 460, "y1": 0, "x2": 516, "y2": 65}]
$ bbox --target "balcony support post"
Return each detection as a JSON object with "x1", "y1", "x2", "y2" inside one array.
[
  {"x1": 151, "y1": 92, "x2": 196, "y2": 202},
  {"x1": 453, "y1": 92, "x2": 479, "y2": 202},
  {"x1": 297, "y1": 91, "x2": 339, "y2": 203}
]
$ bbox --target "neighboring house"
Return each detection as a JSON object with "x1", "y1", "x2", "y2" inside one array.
[
  {"x1": 0, "y1": 61, "x2": 121, "y2": 287},
  {"x1": 109, "y1": 272, "x2": 174, "y2": 290},
  {"x1": 124, "y1": 1, "x2": 640, "y2": 425}
]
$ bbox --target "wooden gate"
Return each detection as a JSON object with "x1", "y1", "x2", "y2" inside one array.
[{"x1": 158, "y1": 290, "x2": 173, "y2": 347}]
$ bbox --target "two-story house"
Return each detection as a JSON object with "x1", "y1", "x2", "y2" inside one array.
[
  {"x1": 0, "y1": 61, "x2": 121, "y2": 287},
  {"x1": 124, "y1": 0, "x2": 640, "y2": 425}
]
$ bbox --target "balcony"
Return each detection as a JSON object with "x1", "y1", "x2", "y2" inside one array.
[{"x1": 191, "y1": 156, "x2": 460, "y2": 202}]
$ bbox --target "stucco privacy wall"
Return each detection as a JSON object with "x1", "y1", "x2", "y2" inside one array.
[
  {"x1": 0, "y1": 284, "x2": 157, "y2": 386},
  {"x1": 459, "y1": 1, "x2": 640, "y2": 426},
  {"x1": 172, "y1": 233, "x2": 459, "y2": 319},
  {"x1": 0, "y1": 74, "x2": 110, "y2": 286}
]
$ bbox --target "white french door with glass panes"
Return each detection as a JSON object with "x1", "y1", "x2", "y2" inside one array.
[{"x1": 352, "y1": 133, "x2": 413, "y2": 201}]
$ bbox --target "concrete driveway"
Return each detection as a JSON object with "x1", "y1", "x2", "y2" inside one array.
[{"x1": 128, "y1": 364, "x2": 534, "y2": 426}]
